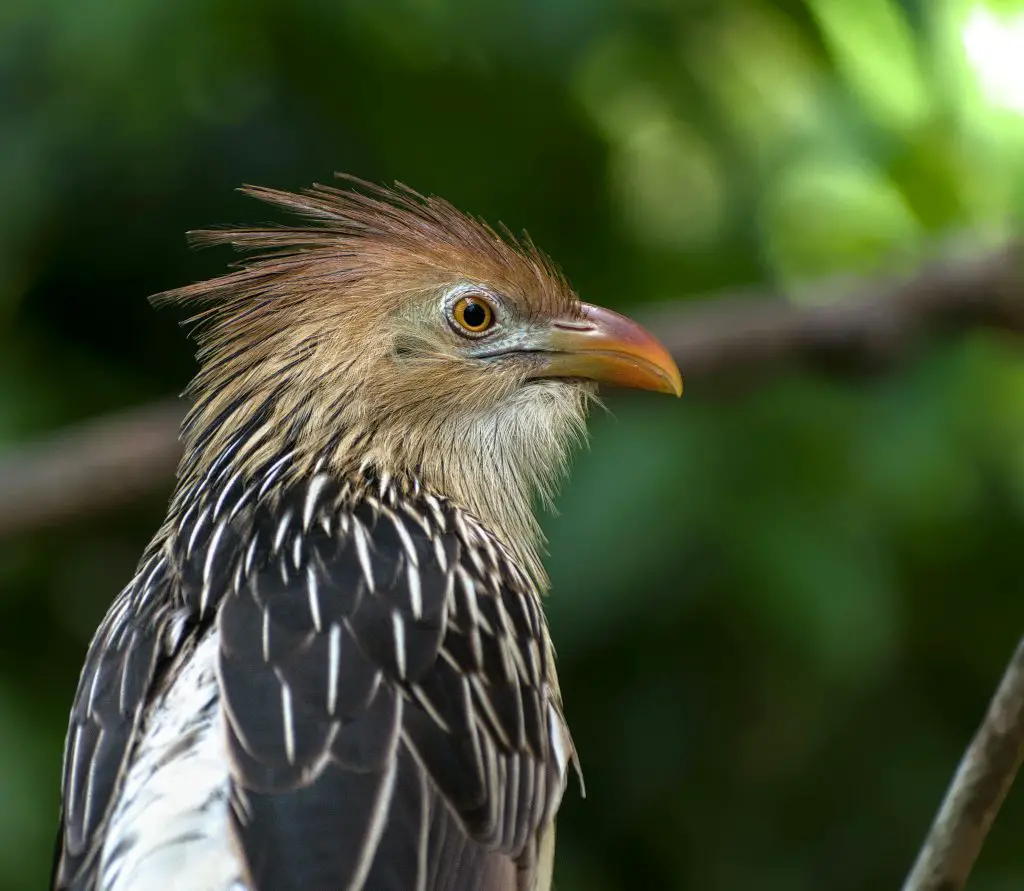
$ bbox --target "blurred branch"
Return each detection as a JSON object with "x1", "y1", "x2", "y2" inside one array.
[
  {"x1": 902, "y1": 636, "x2": 1024, "y2": 891},
  {"x1": 0, "y1": 242, "x2": 1022, "y2": 539},
  {"x1": 0, "y1": 399, "x2": 183, "y2": 539},
  {"x1": 649, "y1": 241, "x2": 1024, "y2": 378}
]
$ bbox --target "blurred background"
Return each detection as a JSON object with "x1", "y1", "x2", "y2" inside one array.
[{"x1": 4, "y1": 0, "x2": 1024, "y2": 888}]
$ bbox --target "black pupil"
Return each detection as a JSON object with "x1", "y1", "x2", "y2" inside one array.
[{"x1": 462, "y1": 300, "x2": 488, "y2": 328}]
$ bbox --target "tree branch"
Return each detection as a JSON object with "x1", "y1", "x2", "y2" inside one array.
[
  {"x1": 0, "y1": 399, "x2": 184, "y2": 539},
  {"x1": 647, "y1": 241, "x2": 1024, "y2": 379},
  {"x1": 902, "y1": 636, "x2": 1024, "y2": 891},
  {"x1": 0, "y1": 242, "x2": 1021, "y2": 540}
]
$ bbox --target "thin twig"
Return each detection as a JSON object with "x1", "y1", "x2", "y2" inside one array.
[
  {"x1": 0, "y1": 242, "x2": 1022, "y2": 539},
  {"x1": 902, "y1": 637, "x2": 1024, "y2": 891}
]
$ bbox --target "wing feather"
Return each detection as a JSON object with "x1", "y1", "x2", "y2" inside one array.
[
  {"x1": 222, "y1": 479, "x2": 571, "y2": 891},
  {"x1": 52, "y1": 552, "x2": 182, "y2": 891},
  {"x1": 52, "y1": 466, "x2": 573, "y2": 891}
]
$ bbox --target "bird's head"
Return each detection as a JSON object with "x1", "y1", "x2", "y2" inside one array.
[{"x1": 160, "y1": 178, "x2": 681, "y2": 581}]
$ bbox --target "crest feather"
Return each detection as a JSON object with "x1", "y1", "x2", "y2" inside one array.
[{"x1": 154, "y1": 175, "x2": 578, "y2": 321}]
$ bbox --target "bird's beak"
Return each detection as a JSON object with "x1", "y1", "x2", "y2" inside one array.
[{"x1": 527, "y1": 303, "x2": 683, "y2": 396}]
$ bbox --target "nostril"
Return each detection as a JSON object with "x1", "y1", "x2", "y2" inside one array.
[{"x1": 551, "y1": 321, "x2": 596, "y2": 333}]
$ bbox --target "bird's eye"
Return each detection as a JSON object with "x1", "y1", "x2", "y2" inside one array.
[{"x1": 451, "y1": 295, "x2": 495, "y2": 335}]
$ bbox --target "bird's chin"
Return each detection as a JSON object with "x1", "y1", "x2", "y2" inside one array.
[
  {"x1": 560, "y1": 378, "x2": 599, "y2": 399},
  {"x1": 521, "y1": 375, "x2": 598, "y2": 398},
  {"x1": 512, "y1": 378, "x2": 596, "y2": 445}
]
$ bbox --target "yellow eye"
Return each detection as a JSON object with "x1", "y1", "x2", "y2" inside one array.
[{"x1": 451, "y1": 295, "x2": 495, "y2": 335}]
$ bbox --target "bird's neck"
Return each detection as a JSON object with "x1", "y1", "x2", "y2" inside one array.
[
  {"x1": 172, "y1": 411, "x2": 552, "y2": 592},
  {"x1": 166, "y1": 438, "x2": 542, "y2": 601},
  {"x1": 174, "y1": 375, "x2": 589, "y2": 592}
]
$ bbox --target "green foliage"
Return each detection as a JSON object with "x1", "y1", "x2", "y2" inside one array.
[{"x1": 3, "y1": 0, "x2": 1024, "y2": 888}]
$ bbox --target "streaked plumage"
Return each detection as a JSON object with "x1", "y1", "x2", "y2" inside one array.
[{"x1": 52, "y1": 178, "x2": 681, "y2": 891}]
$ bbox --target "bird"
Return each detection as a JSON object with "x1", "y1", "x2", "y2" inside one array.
[{"x1": 51, "y1": 177, "x2": 682, "y2": 891}]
